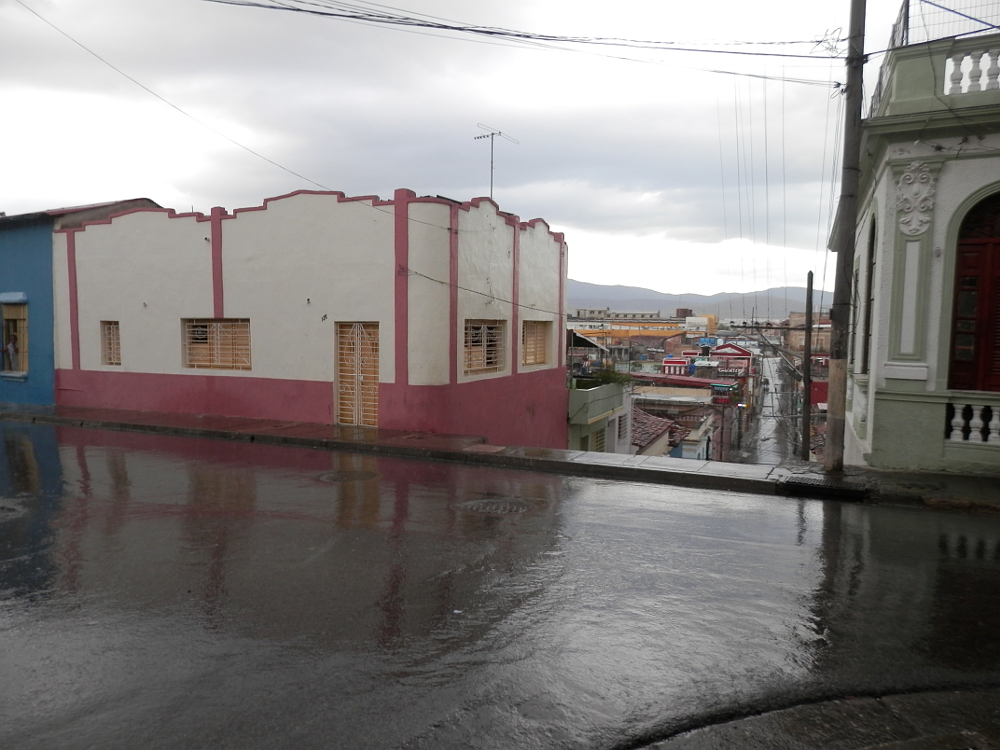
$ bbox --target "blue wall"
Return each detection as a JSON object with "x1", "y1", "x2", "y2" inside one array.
[{"x1": 0, "y1": 220, "x2": 55, "y2": 404}]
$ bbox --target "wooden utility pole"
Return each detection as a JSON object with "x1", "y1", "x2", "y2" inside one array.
[
  {"x1": 802, "y1": 271, "x2": 813, "y2": 461},
  {"x1": 825, "y1": 0, "x2": 867, "y2": 472}
]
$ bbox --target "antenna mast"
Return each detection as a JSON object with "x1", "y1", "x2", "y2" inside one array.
[{"x1": 474, "y1": 123, "x2": 518, "y2": 200}]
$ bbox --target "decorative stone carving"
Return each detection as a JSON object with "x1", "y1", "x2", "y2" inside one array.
[{"x1": 896, "y1": 161, "x2": 936, "y2": 236}]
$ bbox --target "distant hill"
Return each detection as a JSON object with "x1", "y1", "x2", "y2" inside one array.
[{"x1": 566, "y1": 280, "x2": 833, "y2": 321}]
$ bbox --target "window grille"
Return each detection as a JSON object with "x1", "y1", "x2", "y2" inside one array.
[
  {"x1": 102, "y1": 321, "x2": 121, "y2": 366},
  {"x1": 464, "y1": 319, "x2": 505, "y2": 375},
  {"x1": 521, "y1": 320, "x2": 550, "y2": 366},
  {"x1": 1, "y1": 303, "x2": 28, "y2": 373},
  {"x1": 592, "y1": 426, "x2": 606, "y2": 453},
  {"x1": 182, "y1": 319, "x2": 251, "y2": 370},
  {"x1": 618, "y1": 413, "x2": 628, "y2": 441},
  {"x1": 337, "y1": 322, "x2": 379, "y2": 427}
]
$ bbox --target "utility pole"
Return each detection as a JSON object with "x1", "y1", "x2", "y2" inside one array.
[
  {"x1": 825, "y1": 0, "x2": 867, "y2": 472},
  {"x1": 473, "y1": 123, "x2": 519, "y2": 200},
  {"x1": 802, "y1": 271, "x2": 813, "y2": 461}
]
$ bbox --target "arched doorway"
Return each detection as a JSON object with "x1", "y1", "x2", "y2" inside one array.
[{"x1": 948, "y1": 192, "x2": 1000, "y2": 392}]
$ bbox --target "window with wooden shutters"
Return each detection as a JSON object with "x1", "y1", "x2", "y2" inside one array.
[
  {"x1": 464, "y1": 320, "x2": 505, "y2": 375},
  {"x1": 182, "y1": 319, "x2": 251, "y2": 370},
  {"x1": 1, "y1": 304, "x2": 27, "y2": 373},
  {"x1": 949, "y1": 192, "x2": 1000, "y2": 392},
  {"x1": 521, "y1": 320, "x2": 550, "y2": 366}
]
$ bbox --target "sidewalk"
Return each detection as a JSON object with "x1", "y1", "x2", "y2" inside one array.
[
  {"x1": 2, "y1": 403, "x2": 999, "y2": 508},
  {"x1": 643, "y1": 688, "x2": 1000, "y2": 749}
]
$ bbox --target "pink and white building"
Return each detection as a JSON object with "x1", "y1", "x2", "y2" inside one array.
[{"x1": 52, "y1": 189, "x2": 569, "y2": 448}]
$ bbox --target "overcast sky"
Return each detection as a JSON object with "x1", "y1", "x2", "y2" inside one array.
[{"x1": 2, "y1": 0, "x2": 910, "y2": 294}]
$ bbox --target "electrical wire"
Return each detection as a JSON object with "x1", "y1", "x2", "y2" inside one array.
[
  {"x1": 12, "y1": 0, "x2": 330, "y2": 193},
  {"x1": 204, "y1": 0, "x2": 847, "y2": 59}
]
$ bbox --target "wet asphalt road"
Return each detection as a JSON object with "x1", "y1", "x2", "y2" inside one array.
[
  {"x1": 744, "y1": 355, "x2": 795, "y2": 466},
  {"x1": 2, "y1": 423, "x2": 1000, "y2": 749}
]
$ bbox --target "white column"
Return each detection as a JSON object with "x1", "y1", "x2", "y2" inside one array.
[
  {"x1": 950, "y1": 53, "x2": 967, "y2": 94},
  {"x1": 969, "y1": 52, "x2": 984, "y2": 92},
  {"x1": 970, "y1": 405, "x2": 985, "y2": 442},
  {"x1": 950, "y1": 404, "x2": 966, "y2": 442},
  {"x1": 986, "y1": 50, "x2": 1000, "y2": 91}
]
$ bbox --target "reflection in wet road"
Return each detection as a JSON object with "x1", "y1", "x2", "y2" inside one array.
[
  {"x1": 746, "y1": 355, "x2": 795, "y2": 466},
  {"x1": 2, "y1": 423, "x2": 1000, "y2": 749}
]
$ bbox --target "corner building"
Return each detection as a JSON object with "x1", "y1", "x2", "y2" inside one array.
[
  {"x1": 53, "y1": 189, "x2": 568, "y2": 449},
  {"x1": 846, "y1": 8, "x2": 1000, "y2": 473}
]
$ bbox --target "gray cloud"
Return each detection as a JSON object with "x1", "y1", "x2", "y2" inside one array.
[{"x1": 1, "y1": 0, "x2": 901, "y2": 291}]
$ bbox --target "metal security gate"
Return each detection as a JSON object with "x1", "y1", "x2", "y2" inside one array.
[{"x1": 337, "y1": 323, "x2": 379, "y2": 427}]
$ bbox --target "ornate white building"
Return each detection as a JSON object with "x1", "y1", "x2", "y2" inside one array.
[{"x1": 845, "y1": 4, "x2": 1000, "y2": 473}]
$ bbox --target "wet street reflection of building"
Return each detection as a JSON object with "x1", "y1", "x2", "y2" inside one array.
[
  {"x1": 809, "y1": 502, "x2": 1000, "y2": 679},
  {"x1": 18, "y1": 425, "x2": 566, "y2": 650},
  {"x1": 3, "y1": 422, "x2": 1000, "y2": 750}
]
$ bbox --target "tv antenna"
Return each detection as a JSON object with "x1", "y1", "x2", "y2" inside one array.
[{"x1": 473, "y1": 123, "x2": 518, "y2": 200}]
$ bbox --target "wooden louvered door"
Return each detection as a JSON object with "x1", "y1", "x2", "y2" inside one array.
[{"x1": 337, "y1": 323, "x2": 379, "y2": 426}]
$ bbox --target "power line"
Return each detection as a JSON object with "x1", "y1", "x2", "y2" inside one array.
[
  {"x1": 205, "y1": 0, "x2": 846, "y2": 60},
  {"x1": 11, "y1": 0, "x2": 469, "y2": 234}
]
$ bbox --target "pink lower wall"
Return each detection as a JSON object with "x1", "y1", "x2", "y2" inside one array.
[
  {"x1": 378, "y1": 368, "x2": 569, "y2": 449},
  {"x1": 55, "y1": 369, "x2": 334, "y2": 424},
  {"x1": 55, "y1": 367, "x2": 569, "y2": 450}
]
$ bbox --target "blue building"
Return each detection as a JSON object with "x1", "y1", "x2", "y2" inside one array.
[{"x1": 0, "y1": 200, "x2": 158, "y2": 405}]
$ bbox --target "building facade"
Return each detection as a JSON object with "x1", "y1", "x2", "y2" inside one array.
[
  {"x1": 846, "y1": 15, "x2": 1000, "y2": 473},
  {"x1": 51, "y1": 189, "x2": 569, "y2": 448}
]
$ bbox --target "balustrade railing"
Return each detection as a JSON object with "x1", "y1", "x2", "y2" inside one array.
[
  {"x1": 946, "y1": 47, "x2": 1000, "y2": 93},
  {"x1": 946, "y1": 401, "x2": 1000, "y2": 445}
]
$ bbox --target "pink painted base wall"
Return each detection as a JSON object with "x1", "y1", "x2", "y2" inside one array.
[
  {"x1": 55, "y1": 370, "x2": 334, "y2": 424},
  {"x1": 379, "y1": 369, "x2": 569, "y2": 449},
  {"x1": 55, "y1": 367, "x2": 569, "y2": 450}
]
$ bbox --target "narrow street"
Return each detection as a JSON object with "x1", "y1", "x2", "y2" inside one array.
[
  {"x1": 742, "y1": 354, "x2": 797, "y2": 466},
  {"x1": 3, "y1": 423, "x2": 1000, "y2": 748}
]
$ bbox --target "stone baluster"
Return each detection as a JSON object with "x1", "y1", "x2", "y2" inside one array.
[
  {"x1": 989, "y1": 406, "x2": 1000, "y2": 445},
  {"x1": 950, "y1": 404, "x2": 967, "y2": 441},
  {"x1": 987, "y1": 51, "x2": 1000, "y2": 91},
  {"x1": 968, "y1": 52, "x2": 984, "y2": 92},
  {"x1": 950, "y1": 53, "x2": 967, "y2": 94},
  {"x1": 970, "y1": 405, "x2": 985, "y2": 442}
]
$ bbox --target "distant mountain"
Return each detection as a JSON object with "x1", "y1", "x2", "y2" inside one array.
[{"x1": 566, "y1": 280, "x2": 833, "y2": 321}]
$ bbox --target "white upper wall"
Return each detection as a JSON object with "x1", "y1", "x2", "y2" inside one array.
[
  {"x1": 59, "y1": 190, "x2": 567, "y2": 388},
  {"x1": 222, "y1": 193, "x2": 395, "y2": 383},
  {"x1": 406, "y1": 201, "x2": 451, "y2": 386},
  {"x1": 457, "y1": 201, "x2": 515, "y2": 383},
  {"x1": 517, "y1": 219, "x2": 564, "y2": 372},
  {"x1": 71, "y1": 210, "x2": 215, "y2": 375}
]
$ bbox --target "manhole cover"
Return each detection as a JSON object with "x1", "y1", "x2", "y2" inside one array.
[
  {"x1": 454, "y1": 498, "x2": 532, "y2": 515},
  {"x1": 317, "y1": 470, "x2": 379, "y2": 483}
]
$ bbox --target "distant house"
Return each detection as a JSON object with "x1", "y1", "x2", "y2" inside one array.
[
  {"x1": 630, "y1": 405, "x2": 689, "y2": 458},
  {"x1": 844, "y1": 5, "x2": 1000, "y2": 473},
  {"x1": 0, "y1": 200, "x2": 159, "y2": 405},
  {"x1": 51, "y1": 189, "x2": 569, "y2": 448}
]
